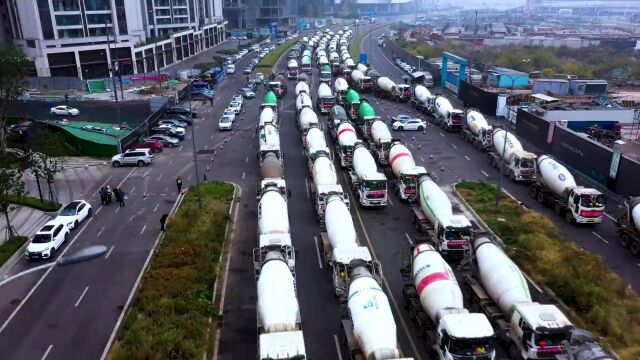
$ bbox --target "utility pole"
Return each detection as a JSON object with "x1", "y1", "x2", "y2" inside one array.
[
  {"x1": 188, "y1": 81, "x2": 203, "y2": 209},
  {"x1": 105, "y1": 24, "x2": 123, "y2": 128}
]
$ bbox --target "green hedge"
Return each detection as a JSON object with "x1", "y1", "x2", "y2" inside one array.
[
  {"x1": 109, "y1": 182, "x2": 234, "y2": 360},
  {"x1": 349, "y1": 24, "x2": 387, "y2": 60},
  {"x1": 255, "y1": 36, "x2": 303, "y2": 76},
  {"x1": 457, "y1": 181, "x2": 640, "y2": 359},
  {"x1": 0, "y1": 236, "x2": 28, "y2": 267},
  {"x1": 2, "y1": 195, "x2": 61, "y2": 212}
]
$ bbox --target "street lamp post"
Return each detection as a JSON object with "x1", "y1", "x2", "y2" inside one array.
[
  {"x1": 0, "y1": 245, "x2": 107, "y2": 288},
  {"x1": 416, "y1": 55, "x2": 424, "y2": 71},
  {"x1": 187, "y1": 82, "x2": 203, "y2": 209},
  {"x1": 105, "y1": 24, "x2": 123, "y2": 128}
]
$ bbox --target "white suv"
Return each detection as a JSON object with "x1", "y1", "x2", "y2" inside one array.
[
  {"x1": 111, "y1": 149, "x2": 154, "y2": 167},
  {"x1": 25, "y1": 219, "x2": 70, "y2": 260}
]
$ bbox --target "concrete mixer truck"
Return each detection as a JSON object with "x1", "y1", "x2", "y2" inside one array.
[
  {"x1": 463, "y1": 237, "x2": 573, "y2": 359},
  {"x1": 616, "y1": 196, "x2": 640, "y2": 256},
  {"x1": 320, "y1": 64, "x2": 332, "y2": 84},
  {"x1": 433, "y1": 96, "x2": 464, "y2": 131},
  {"x1": 346, "y1": 89, "x2": 361, "y2": 120},
  {"x1": 319, "y1": 197, "x2": 381, "y2": 298},
  {"x1": 334, "y1": 77, "x2": 349, "y2": 104},
  {"x1": 462, "y1": 110, "x2": 493, "y2": 150},
  {"x1": 258, "y1": 124, "x2": 284, "y2": 174},
  {"x1": 256, "y1": 252, "x2": 307, "y2": 360},
  {"x1": 411, "y1": 177, "x2": 472, "y2": 261},
  {"x1": 488, "y1": 129, "x2": 537, "y2": 183},
  {"x1": 287, "y1": 59, "x2": 299, "y2": 79},
  {"x1": 359, "y1": 105, "x2": 392, "y2": 165},
  {"x1": 255, "y1": 186, "x2": 295, "y2": 273},
  {"x1": 317, "y1": 82, "x2": 336, "y2": 114},
  {"x1": 401, "y1": 244, "x2": 496, "y2": 360},
  {"x1": 259, "y1": 106, "x2": 278, "y2": 128},
  {"x1": 334, "y1": 121, "x2": 358, "y2": 168},
  {"x1": 342, "y1": 266, "x2": 410, "y2": 360},
  {"x1": 328, "y1": 105, "x2": 348, "y2": 134},
  {"x1": 385, "y1": 142, "x2": 427, "y2": 201},
  {"x1": 298, "y1": 107, "x2": 319, "y2": 135},
  {"x1": 301, "y1": 55, "x2": 312, "y2": 73},
  {"x1": 376, "y1": 77, "x2": 413, "y2": 102},
  {"x1": 410, "y1": 85, "x2": 435, "y2": 114},
  {"x1": 529, "y1": 155, "x2": 605, "y2": 224},
  {"x1": 351, "y1": 69, "x2": 375, "y2": 92},
  {"x1": 348, "y1": 143, "x2": 388, "y2": 207},
  {"x1": 310, "y1": 153, "x2": 349, "y2": 226},
  {"x1": 296, "y1": 91, "x2": 312, "y2": 115},
  {"x1": 295, "y1": 81, "x2": 310, "y2": 97}
]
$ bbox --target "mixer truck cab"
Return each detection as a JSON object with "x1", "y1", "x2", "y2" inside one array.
[
  {"x1": 434, "y1": 97, "x2": 464, "y2": 131},
  {"x1": 394, "y1": 84, "x2": 413, "y2": 102},
  {"x1": 256, "y1": 179, "x2": 289, "y2": 201},
  {"x1": 507, "y1": 303, "x2": 573, "y2": 359},
  {"x1": 328, "y1": 105, "x2": 348, "y2": 134},
  {"x1": 267, "y1": 82, "x2": 285, "y2": 98},
  {"x1": 348, "y1": 144, "x2": 388, "y2": 207},
  {"x1": 254, "y1": 231, "x2": 295, "y2": 276},
  {"x1": 259, "y1": 331, "x2": 307, "y2": 360},
  {"x1": 434, "y1": 215, "x2": 473, "y2": 260},
  {"x1": 287, "y1": 59, "x2": 299, "y2": 79},
  {"x1": 463, "y1": 110, "x2": 494, "y2": 150},
  {"x1": 317, "y1": 83, "x2": 336, "y2": 114},
  {"x1": 320, "y1": 64, "x2": 332, "y2": 84},
  {"x1": 335, "y1": 123, "x2": 358, "y2": 168},
  {"x1": 345, "y1": 90, "x2": 361, "y2": 120}
]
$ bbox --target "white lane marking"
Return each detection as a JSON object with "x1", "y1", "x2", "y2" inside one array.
[
  {"x1": 114, "y1": 206, "x2": 120, "y2": 214},
  {"x1": 388, "y1": 196, "x2": 394, "y2": 207},
  {"x1": 153, "y1": 204, "x2": 159, "y2": 212},
  {"x1": 168, "y1": 159, "x2": 173, "y2": 165},
  {"x1": 465, "y1": 155, "x2": 471, "y2": 161},
  {"x1": 130, "y1": 186, "x2": 136, "y2": 193},
  {"x1": 305, "y1": 177, "x2": 310, "y2": 198},
  {"x1": 592, "y1": 231, "x2": 609, "y2": 244},
  {"x1": 105, "y1": 245, "x2": 115, "y2": 259},
  {"x1": 95, "y1": 206, "x2": 103, "y2": 215},
  {"x1": 157, "y1": 173, "x2": 163, "y2": 182},
  {"x1": 313, "y1": 236, "x2": 323, "y2": 269},
  {"x1": 74, "y1": 286, "x2": 89, "y2": 307},
  {"x1": 401, "y1": 133, "x2": 405, "y2": 137},
  {"x1": 41, "y1": 345, "x2": 53, "y2": 360},
  {"x1": 409, "y1": 143, "x2": 414, "y2": 149},
  {"x1": 210, "y1": 134, "x2": 214, "y2": 139},
  {"x1": 334, "y1": 334, "x2": 344, "y2": 360},
  {"x1": 140, "y1": 225, "x2": 147, "y2": 235},
  {"x1": 637, "y1": 263, "x2": 640, "y2": 269},
  {"x1": 242, "y1": 172, "x2": 246, "y2": 179},
  {"x1": 405, "y1": 232, "x2": 413, "y2": 246},
  {"x1": 604, "y1": 212, "x2": 615, "y2": 221},
  {"x1": 97, "y1": 226, "x2": 105, "y2": 237},
  {"x1": 252, "y1": 132, "x2": 255, "y2": 139},
  {"x1": 128, "y1": 215, "x2": 135, "y2": 222},
  {"x1": 187, "y1": 134, "x2": 192, "y2": 139},
  {"x1": 481, "y1": 170, "x2": 489, "y2": 177},
  {"x1": 245, "y1": 156, "x2": 249, "y2": 163},
  {"x1": 179, "y1": 146, "x2": 183, "y2": 151},
  {"x1": 187, "y1": 173, "x2": 193, "y2": 181},
  {"x1": 420, "y1": 156, "x2": 425, "y2": 162},
  {"x1": 451, "y1": 144, "x2": 457, "y2": 149},
  {"x1": 440, "y1": 132, "x2": 445, "y2": 137}
]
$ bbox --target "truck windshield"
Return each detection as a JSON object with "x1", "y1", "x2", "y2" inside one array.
[
  {"x1": 400, "y1": 175, "x2": 417, "y2": 185},
  {"x1": 448, "y1": 338, "x2": 495, "y2": 359},
  {"x1": 580, "y1": 194, "x2": 605, "y2": 208},
  {"x1": 520, "y1": 157, "x2": 535, "y2": 169},
  {"x1": 363, "y1": 180, "x2": 386, "y2": 191},
  {"x1": 321, "y1": 97, "x2": 336, "y2": 105},
  {"x1": 444, "y1": 229, "x2": 471, "y2": 241}
]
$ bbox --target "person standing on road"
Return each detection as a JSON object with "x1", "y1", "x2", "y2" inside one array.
[
  {"x1": 160, "y1": 213, "x2": 169, "y2": 232},
  {"x1": 116, "y1": 187, "x2": 126, "y2": 206},
  {"x1": 99, "y1": 187, "x2": 107, "y2": 205},
  {"x1": 106, "y1": 186, "x2": 113, "y2": 205},
  {"x1": 176, "y1": 176, "x2": 183, "y2": 194}
]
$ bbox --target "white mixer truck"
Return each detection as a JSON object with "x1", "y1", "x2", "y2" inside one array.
[
  {"x1": 254, "y1": 186, "x2": 295, "y2": 273},
  {"x1": 296, "y1": 91, "x2": 312, "y2": 115},
  {"x1": 488, "y1": 129, "x2": 537, "y2": 183},
  {"x1": 334, "y1": 77, "x2": 349, "y2": 104},
  {"x1": 256, "y1": 251, "x2": 307, "y2": 360},
  {"x1": 385, "y1": 142, "x2": 427, "y2": 201},
  {"x1": 529, "y1": 155, "x2": 605, "y2": 224},
  {"x1": 401, "y1": 243, "x2": 496, "y2": 360},
  {"x1": 317, "y1": 82, "x2": 336, "y2": 114},
  {"x1": 366, "y1": 119, "x2": 393, "y2": 165},
  {"x1": 410, "y1": 85, "x2": 434, "y2": 114},
  {"x1": 310, "y1": 153, "x2": 349, "y2": 227},
  {"x1": 295, "y1": 81, "x2": 310, "y2": 97},
  {"x1": 298, "y1": 107, "x2": 320, "y2": 136},
  {"x1": 376, "y1": 77, "x2": 413, "y2": 102},
  {"x1": 334, "y1": 121, "x2": 358, "y2": 168},
  {"x1": 342, "y1": 266, "x2": 410, "y2": 360},
  {"x1": 411, "y1": 177, "x2": 472, "y2": 261},
  {"x1": 348, "y1": 143, "x2": 388, "y2": 207},
  {"x1": 259, "y1": 106, "x2": 278, "y2": 128},
  {"x1": 616, "y1": 196, "x2": 640, "y2": 256},
  {"x1": 287, "y1": 59, "x2": 299, "y2": 79},
  {"x1": 433, "y1": 96, "x2": 464, "y2": 131},
  {"x1": 463, "y1": 237, "x2": 573, "y2": 359},
  {"x1": 350, "y1": 69, "x2": 375, "y2": 92},
  {"x1": 319, "y1": 197, "x2": 381, "y2": 299},
  {"x1": 258, "y1": 123, "x2": 284, "y2": 173},
  {"x1": 462, "y1": 110, "x2": 493, "y2": 150}
]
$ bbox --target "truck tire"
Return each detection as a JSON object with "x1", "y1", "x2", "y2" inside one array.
[
  {"x1": 630, "y1": 241, "x2": 640, "y2": 256},
  {"x1": 529, "y1": 186, "x2": 538, "y2": 200},
  {"x1": 565, "y1": 211, "x2": 574, "y2": 224},
  {"x1": 536, "y1": 191, "x2": 545, "y2": 204},
  {"x1": 553, "y1": 202, "x2": 563, "y2": 216},
  {"x1": 621, "y1": 233, "x2": 631, "y2": 248}
]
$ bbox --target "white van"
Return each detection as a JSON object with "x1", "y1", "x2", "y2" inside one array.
[{"x1": 226, "y1": 64, "x2": 236, "y2": 74}]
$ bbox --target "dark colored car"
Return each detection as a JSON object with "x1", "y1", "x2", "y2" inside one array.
[
  {"x1": 165, "y1": 113, "x2": 193, "y2": 126},
  {"x1": 245, "y1": 80, "x2": 257, "y2": 91},
  {"x1": 166, "y1": 106, "x2": 197, "y2": 118}
]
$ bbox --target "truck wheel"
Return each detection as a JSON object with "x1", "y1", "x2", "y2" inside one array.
[
  {"x1": 529, "y1": 186, "x2": 537, "y2": 199},
  {"x1": 553, "y1": 202, "x2": 563, "y2": 216},
  {"x1": 630, "y1": 241, "x2": 640, "y2": 256},
  {"x1": 536, "y1": 191, "x2": 545, "y2": 204},
  {"x1": 621, "y1": 233, "x2": 631, "y2": 248},
  {"x1": 508, "y1": 344, "x2": 522, "y2": 360},
  {"x1": 509, "y1": 171, "x2": 516, "y2": 182},
  {"x1": 564, "y1": 211, "x2": 574, "y2": 224}
]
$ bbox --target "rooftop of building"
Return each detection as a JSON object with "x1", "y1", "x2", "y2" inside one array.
[{"x1": 490, "y1": 67, "x2": 528, "y2": 76}]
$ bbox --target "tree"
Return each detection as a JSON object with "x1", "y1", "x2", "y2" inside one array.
[
  {"x1": 0, "y1": 168, "x2": 25, "y2": 239},
  {"x1": 306, "y1": 4, "x2": 315, "y2": 17},
  {"x1": 0, "y1": 47, "x2": 32, "y2": 156},
  {"x1": 31, "y1": 152, "x2": 64, "y2": 203}
]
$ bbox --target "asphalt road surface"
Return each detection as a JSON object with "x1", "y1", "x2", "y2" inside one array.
[
  {"x1": 361, "y1": 26, "x2": 640, "y2": 292},
  {"x1": 0, "y1": 47, "x2": 259, "y2": 359}
]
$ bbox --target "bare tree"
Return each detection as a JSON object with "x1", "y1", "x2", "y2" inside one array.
[
  {"x1": 0, "y1": 168, "x2": 25, "y2": 240},
  {"x1": 0, "y1": 47, "x2": 32, "y2": 155},
  {"x1": 31, "y1": 153, "x2": 64, "y2": 204}
]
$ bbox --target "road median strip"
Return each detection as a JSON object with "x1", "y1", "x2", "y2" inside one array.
[
  {"x1": 107, "y1": 182, "x2": 235, "y2": 360},
  {"x1": 255, "y1": 36, "x2": 303, "y2": 76},
  {"x1": 456, "y1": 180, "x2": 640, "y2": 359}
]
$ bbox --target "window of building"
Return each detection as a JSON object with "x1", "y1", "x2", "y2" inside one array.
[
  {"x1": 48, "y1": 52, "x2": 78, "y2": 77},
  {"x1": 56, "y1": 15, "x2": 82, "y2": 26},
  {"x1": 26, "y1": 40, "x2": 37, "y2": 48},
  {"x1": 52, "y1": 0, "x2": 80, "y2": 12},
  {"x1": 115, "y1": 0, "x2": 128, "y2": 35},
  {"x1": 86, "y1": 14, "x2": 112, "y2": 25},
  {"x1": 37, "y1": 0, "x2": 55, "y2": 40},
  {"x1": 84, "y1": 0, "x2": 111, "y2": 11},
  {"x1": 155, "y1": 0, "x2": 170, "y2": 6},
  {"x1": 156, "y1": 9, "x2": 171, "y2": 16},
  {"x1": 157, "y1": 18, "x2": 171, "y2": 25},
  {"x1": 58, "y1": 29, "x2": 84, "y2": 38},
  {"x1": 173, "y1": 8, "x2": 188, "y2": 16}
]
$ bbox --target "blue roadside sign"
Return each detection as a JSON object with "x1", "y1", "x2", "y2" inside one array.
[{"x1": 359, "y1": 53, "x2": 368, "y2": 65}]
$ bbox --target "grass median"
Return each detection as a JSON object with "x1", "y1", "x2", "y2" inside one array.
[
  {"x1": 350, "y1": 24, "x2": 387, "y2": 60},
  {"x1": 0, "y1": 236, "x2": 28, "y2": 267},
  {"x1": 2, "y1": 195, "x2": 61, "y2": 213},
  {"x1": 109, "y1": 181, "x2": 234, "y2": 360},
  {"x1": 255, "y1": 36, "x2": 302, "y2": 76},
  {"x1": 456, "y1": 180, "x2": 640, "y2": 359}
]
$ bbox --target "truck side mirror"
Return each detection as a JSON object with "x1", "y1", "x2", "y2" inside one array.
[
  {"x1": 255, "y1": 189, "x2": 261, "y2": 199},
  {"x1": 287, "y1": 189, "x2": 292, "y2": 198}
]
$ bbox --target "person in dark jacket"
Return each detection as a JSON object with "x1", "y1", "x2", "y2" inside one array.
[{"x1": 160, "y1": 213, "x2": 169, "y2": 231}]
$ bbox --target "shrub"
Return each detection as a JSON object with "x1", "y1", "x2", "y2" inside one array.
[
  {"x1": 256, "y1": 36, "x2": 302, "y2": 76},
  {"x1": 109, "y1": 182, "x2": 234, "y2": 360},
  {"x1": 0, "y1": 236, "x2": 28, "y2": 266},
  {"x1": 0, "y1": 195, "x2": 61, "y2": 212},
  {"x1": 457, "y1": 181, "x2": 640, "y2": 358}
]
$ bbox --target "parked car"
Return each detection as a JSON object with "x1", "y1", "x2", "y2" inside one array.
[
  {"x1": 226, "y1": 64, "x2": 236, "y2": 74},
  {"x1": 24, "y1": 219, "x2": 70, "y2": 260},
  {"x1": 219, "y1": 115, "x2": 234, "y2": 131},
  {"x1": 165, "y1": 114, "x2": 193, "y2": 125},
  {"x1": 391, "y1": 114, "x2": 415, "y2": 123},
  {"x1": 242, "y1": 88, "x2": 256, "y2": 99},
  {"x1": 159, "y1": 119, "x2": 188, "y2": 128},
  {"x1": 392, "y1": 118, "x2": 426, "y2": 131},
  {"x1": 132, "y1": 139, "x2": 164, "y2": 153},
  {"x1": 146, "y1": 134, "x2": 179, "y2": 147},
  {"x1": 243, "y1": 65, "x2": 253, "y2": 74},
  {"x1": 232, "y1": 94, "x2": 244, "y2": 105},
  {"x1": 50, "y1": 105, "x2": 79, "y2": 116},
  {"x1": 56, "y1": 200, "x2": 92, "y2": 230},
  {"x1": 111, "y1": 149, "x2": 155, "y2": 167},
  {"x1": 245, "y1": 80, "x2": 257, "y2": 91},
  {"x1": 255, "y1": 73, "x2": 265, "y2": 84},
  {"x1": 228, "y1": 101, "x2": 242, "y2": 114},
  {"x1": 223, "y1": 108, "x2": 236, "y2": 118},
  {"x1": 152, "y1": 124, "x2": 185, "y2": 139},
  {"x1": 166, "y1": 106, "x2": 196, "y2": 118}
]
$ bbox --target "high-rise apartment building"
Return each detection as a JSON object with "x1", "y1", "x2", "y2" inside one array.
[
  {"x1": 223, "y1": 0, "x2": 297, "y2": 32},
  {"x1": 5, "y1": 0, "x2": 227, "y2": 79}
]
